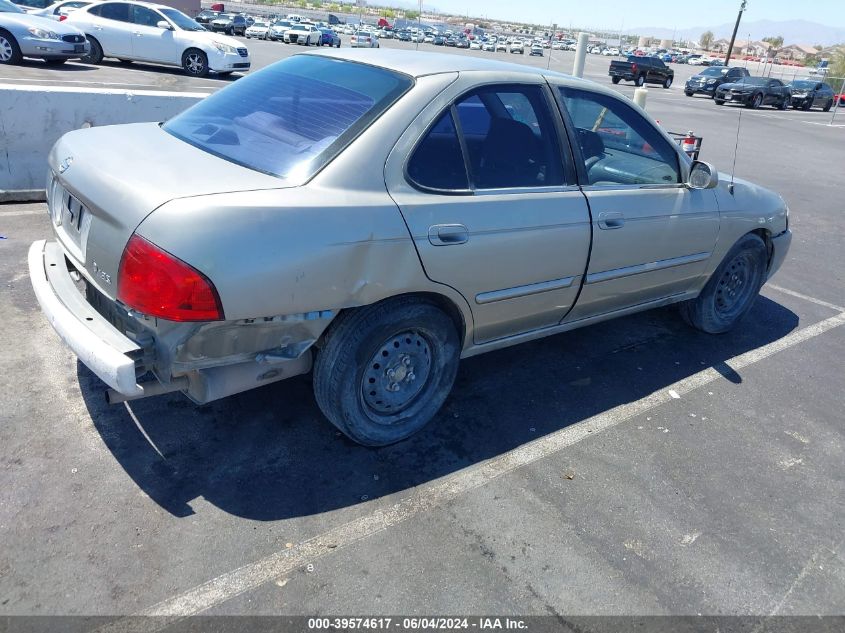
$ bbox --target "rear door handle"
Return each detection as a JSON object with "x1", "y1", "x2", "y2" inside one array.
[
  {"x1": 428, "y1": 224, "x2": 469, "y2": 246},
  {"x1": 597, "y1": 212, "x2": 625, "y2": 230}
]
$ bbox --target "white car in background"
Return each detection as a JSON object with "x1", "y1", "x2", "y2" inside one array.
[
  {"x1": 469, "y1": 39, "x2": 480, "y2": 50},
  {"x1": 509, "y1": 40, "x2": 523, "y2": 54},
  {"x1": 495, "y1": 40, "x2": 506, "y2": 51},
  {"x1": 349, "y1": 29, "x2": 378, "y2": 47},
  {"x1": 284, "y1": 21, "x2": 320, "y2": 45},
  {"x1": 26, "y1": 0, "x2": 89, "y2": 20},
  {"x1": 244, "y1": 19, "x2": 269, "y2": 39},
  {"x1": 66, "y1": 0, "x2": 250, "y2": 77}
]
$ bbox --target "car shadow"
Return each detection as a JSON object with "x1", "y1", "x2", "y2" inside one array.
[
  {"x1": 90, "y1": 60, "x2": 243, "y2": 81},
  {"x1": 16, "y1": 59, "x2": 97, "y2": 71},
  {"x1": 79, "y1": 296, "x2": 799, "y2": 520}
]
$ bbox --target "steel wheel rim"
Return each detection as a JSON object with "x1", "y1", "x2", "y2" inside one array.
[
  {"x1": 0, "y1": 36, "x2": 12, "y2": 62},
  {"x1": 186, "y1": 53, "x2": 204, "y2": 74},
  {"x1": 714, "y1": 253, "x2": 757, "y2": 318},
  {"x1": 361, "y1": 330, "x2": 433, "y2": 419}
]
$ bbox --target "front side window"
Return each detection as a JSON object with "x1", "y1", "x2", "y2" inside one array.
[
  {"x1": 164, "y1": 56, "x2": 412, "y2": 181},
  {"x1": 160, "y1": 8, "x2": 204, "y2": 31},
  {"x1": 131, "y1": 5, "x2": 161, "y2": 26},
  {"x1": 559, "y1": 87, "x2": 681, "y2": 187}
]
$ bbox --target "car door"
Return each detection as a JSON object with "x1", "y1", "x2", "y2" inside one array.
[
  {"x1": 129, "y1": 5, "x2": 175, "y2": 63},
  {"x1": 648, "y1": 59, "x2": 665, "y2": 82},
  {"x1": 765, "y1": 79, "x2": 783, "y2": 105},
  {"x1": 384, "y1": 77, "x2": 592, "y2": 344},
  {"x1": 554, "y1": 84, "x2": 720, "y2": 321},
  {"x1": 89, "y1": 2, "x2": 133, "y2": 57}
]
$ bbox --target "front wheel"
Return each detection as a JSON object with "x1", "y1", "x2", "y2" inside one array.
[
  {"x1": 313, "y1": 297, "x2": 461, "y2": 446},
  {"x1": 778, "y1": 96, "x2": 789, "y2": 110},
  {"x1": 663, "y1": 76, "x2": 673, "y2": 89},
  {"x1": 802, "y1": 99, "x2": 812, "y2": 111},
  {"x1": 748, "y1": 93, "x2": 763, "y2": 109},
  {"x1": 634, "y1": 74, "x2": 645, "y2": 87},
  {"x1": 684, "y1": 90, "x2": 693, "y2": 96},
  {"x1": 679, "y1": 233, "x2": 768, "y2": 334},
  {"x1": 823, "y1": 99, "x2": 833, "y2": 112},
  {"x1": 0, "y1": 29, "x2": 22, "y2": 65},
  {"x1": 181, "y1": 48, "x2": 208, "y2": 77},
  {"x1": 715, "y1": 99, "x2": 725, "y2": 105}
]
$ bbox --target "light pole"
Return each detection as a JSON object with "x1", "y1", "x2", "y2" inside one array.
[{"x1": 724, "y1": 0, "x2": 747, "y2": 67}]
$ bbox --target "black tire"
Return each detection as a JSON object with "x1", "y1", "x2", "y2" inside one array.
[
  {"x1": 663, "y1": 76, "x2": 673, "y2": 89},
  {"x1": 748, "y1": 93, "x2": 763, "y2": 109},
  {"x1": 181, "y1": 48, "x2": 208, "y2": 77},
  {"x1": 679, "y1": 233, "x2": 768, "y2": 334},
  {"x1": 0, "y1": 29, "x2": 22, "y2": 65},
  {"x1": 44, "y1": 58, "x2": 67, "y2": 65},
  {"x1": 336, "y1": 41, "x2": 340, "y2": 48},
  {"x1": 313, "y1": 297, "x2": 461, "y2": 446},
  {"x1": 715, "y1": 99, "x2": 725, "y2": 105},
  {"x1": 684, "y1": 90, "x2": 693, "y2": 96},
  {"x1": 778, "y1": 96, "x2": 788, "y2": 110},
  {"x1": 802, "y1": 99, "x2": 812, "y2": 111},
  {"x1": 823, "y1": 99, "x2": 833, "y2": 112},
  {"x1": 80, "y1": 36, "x2": 103, "y2": 64},
  {"x1": 611, "y1": 76, "x2": 621, "y2": 84},
  {"x1": 634, "y1": 74, "x2": 645, "y2": 87}
]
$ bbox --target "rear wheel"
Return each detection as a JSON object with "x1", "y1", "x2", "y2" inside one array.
[
  {"x1": 634, "y1": 74, "x2": 645, "y2": 87},
  {"x1": 80, "y1": 36, "x2": 103, "y2": 64},
  {"x1": 0, "y1": 30, "x2": 22, "y2": 65},
  {"x1": 181, "y1": 48, "x2": 208, "y2": 77},
  {"x1": 679, "y1": 233, "x2": 768, "y2": 334},
  {"x1": 611, "y1": 76, "x2": 621, "y2": 84},
  {"x1": 313, "y1": 297, "x2": 460, "y2": 446},
  {"x1": 823, "y1": 99, "x2": 833, "y2": 112}
]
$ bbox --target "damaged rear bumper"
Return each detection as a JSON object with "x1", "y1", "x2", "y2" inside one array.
[{"x1": 28, "y1": 240, "x2": 144, "y2": 396}]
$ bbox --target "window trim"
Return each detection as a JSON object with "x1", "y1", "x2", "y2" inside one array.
[
  {"x1": 403, "y1": 81, "x2": 577, "y2": 196},
  {"x1": 553, "y1": 84, "x2": 687, "y2": 189}
]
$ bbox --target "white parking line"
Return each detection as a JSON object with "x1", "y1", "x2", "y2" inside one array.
[
  {"x1": 97, "y1": 306, "x2": 845, "y2": 632},
  {"x1": 766, "y1": 284, "x2": 845, "y2": 312},
  {"x1": 0, "y1": 209, "x2": 45, "y2": 217}
]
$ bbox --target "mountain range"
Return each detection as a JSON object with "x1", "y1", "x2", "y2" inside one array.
[{"x1": 628, "y1": 19, "x2": 845, "y2": 47}]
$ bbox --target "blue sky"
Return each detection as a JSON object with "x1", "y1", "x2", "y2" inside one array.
[{"x1": 422, "y1": 0, "x2": 845, "y2": 29}]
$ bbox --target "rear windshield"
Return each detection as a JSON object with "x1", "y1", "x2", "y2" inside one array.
[{"x1": 163, "y1": 56, "x2": 413, "y2": 181}]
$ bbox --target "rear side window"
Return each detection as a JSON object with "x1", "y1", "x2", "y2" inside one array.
[
  {"x1": 99, "y1": 2, "x2": 129, "y2": 21},
  {"x1": 407, "y1": 110, "x2": 469, "y2": 191},
  {"x1": 164, "y1": 56, "x2": 412, "y2": 181}
]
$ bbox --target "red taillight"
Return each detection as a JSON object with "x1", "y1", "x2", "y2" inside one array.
[
  {"x1": 631, "y1": 63, "x2": 638, "y2": 72},
  {"x1": 59, "y1": 14, "x2": 67, "y2": 20},
  {"x1": 117, "y1": 234, "x2": 223, "y2": 322}
]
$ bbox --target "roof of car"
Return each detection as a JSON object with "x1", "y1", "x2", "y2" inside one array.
[{"x1": 305, "y1": 48, "x2": 581, "y2": 81}]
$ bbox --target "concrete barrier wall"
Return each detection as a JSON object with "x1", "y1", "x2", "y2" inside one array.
[{"x1": 0, "y1": 85, "x2": 206, "y2": 201}]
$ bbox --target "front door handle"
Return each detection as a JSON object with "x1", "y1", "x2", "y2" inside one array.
[
  {"x1": 428, "y1": 224, "x2": 469, "y2": 246},
  {"x1": 597, "y1": 212, "x2": 625, "y2": 230}
]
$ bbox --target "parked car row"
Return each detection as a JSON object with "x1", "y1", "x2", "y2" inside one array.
[{"x1": 0, "y1": 0, "x2": 88, "y2": 64}]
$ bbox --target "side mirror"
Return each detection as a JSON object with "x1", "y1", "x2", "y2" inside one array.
[
  {"x1": 157, "y1": 20, "x2": 173, "y2": 30},
  {"x1": 688, "y1": 161, "x2": 719, "y2": 190}
]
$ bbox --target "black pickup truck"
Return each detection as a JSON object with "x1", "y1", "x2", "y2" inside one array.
[{"x1": 609, "y1": 56, "x2": 674, "y2": 88}]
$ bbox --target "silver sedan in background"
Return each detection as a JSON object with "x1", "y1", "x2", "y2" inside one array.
[
  {"x1": 29, "y1": 50, "x2": 791, "y2": 446},
  {"x1": 0, "y1": 0, "x2": 88, "y2": 64}
]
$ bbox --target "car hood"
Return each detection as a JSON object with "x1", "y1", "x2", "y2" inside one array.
[
  {"x1": 719, "y1": 82, "x2": 760, "y2": 91},
  {"x1": 181, "y1": 29, "x2": 242, "y2": 48},
  {"x1": 0, "y1": 11, "x2": 86, "y2": 34},
  {"x1": 48, "y1": 122, "x2": 287, "y2": 299},
  {"x1": 691, "y1": 74, "x2": 721, "y2": 81}
]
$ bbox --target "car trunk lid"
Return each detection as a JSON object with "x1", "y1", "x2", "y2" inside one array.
[{"x1": 47, "y1": 122, "x2": 287, "y2": 300}]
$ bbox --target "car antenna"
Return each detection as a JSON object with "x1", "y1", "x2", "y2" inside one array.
[{"x1": 729, "y1": 101, "x2": 744, "y2": 196}]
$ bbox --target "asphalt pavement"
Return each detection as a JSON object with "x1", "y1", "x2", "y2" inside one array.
[{"x1": 1, "y1": 37, "x2": 844, "y2": 627}]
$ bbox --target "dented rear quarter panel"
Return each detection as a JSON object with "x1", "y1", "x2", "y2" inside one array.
[{"x1": 135, "y1": 72, "x2": 476, "y2": 347}]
